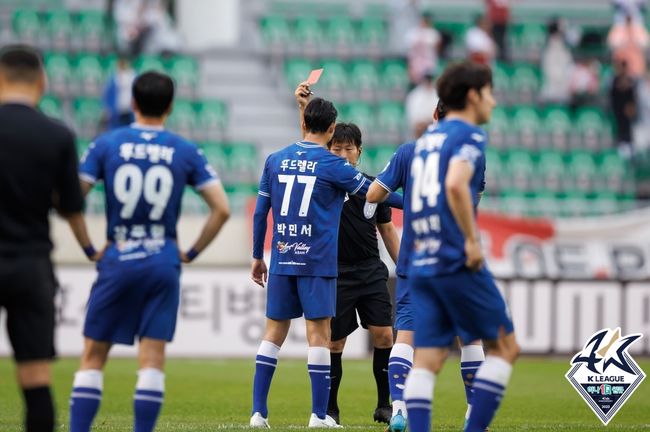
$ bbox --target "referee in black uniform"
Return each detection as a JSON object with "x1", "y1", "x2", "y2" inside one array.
[{"x1": 0, "y1": 45, "x2": 86, "y2": 432}]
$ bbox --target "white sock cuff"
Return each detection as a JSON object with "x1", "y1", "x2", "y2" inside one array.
[
  {"x1": 391, "y1": 343, "x2": 414, "y2": 362},
  {"x1": 258, "y1": 340, "x2": 281, "y2": 359},
  {"x1": 403, "y1": 368, "x2": 435, "y2": 400},
  {"x1": 307, "y1": 346, "x2": 330, "y2": 366},
  {"x1": 136, "y1": 368, "x2": 165, "y2": 392},
  {"x1": 460, "y1": 344, "x2": 485, "y2": 363},
  {"x1": 73, "y1": 369, "x2": 103, "y2": 390},
  {"x1": 475, "y1": 355, "x2": 512, "y2": 387}
]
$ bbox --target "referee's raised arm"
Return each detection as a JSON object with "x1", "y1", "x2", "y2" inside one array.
[{"x1": 0, "y1": 44, "x2": 87, "y2": 432}]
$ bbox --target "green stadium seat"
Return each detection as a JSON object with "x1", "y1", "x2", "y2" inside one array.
[
  {"x1": 381, "y1": 60, "x2": 409, "y2": 95},
  {"x1": 39, "y1": 95, "x2": 64, "y2": 120},
  {"x1": 358, "y1": 16, "x2": 387, "y2": 47},
  {"x1": 599, "y1": 150, "x2": 629, "y2": 193},
  {"x1": 484, "y1": 148, "x2": 506, "y2": 192},
  {"x1": 260, "y1": 15, "x2": 292, "y2": 47},
  {"x1": 435, "y1": 21, "x2": 470, "y2": 47},
  {"x1": 73, "y1": 98, "x2": 103, "y2": 139},
  {"x1": 44, "y1": 52, "x2": 72, "y2": 95},
  {"x1": 362, "y1": 145, "x2": 397, "y2": 175},
  {"x1": 76, "y1": 10, "x2": 108, "y2": 51},
  {"x1": 558, "y1": 191, "x2": 591, "y2": 218},
  {"x1": 484, "y1": 107, "x2": 509, "y2": 148},
  {"x1": 530, "y1": 190, "x2": 562, "y2": 218},
  {"x1": 225, "y1": 143, "x2": 258, "y2": 183},
  {"x1": 325, "y1": 16, "x2": 356, "y2": 46},
  {"x1": 166, "y1": 99, "x2": 196, "y2": 139},
  {"x1": 349, "y1": 60, "x2": 380, "y2": 94},
  {"x1": 589, "y1": 191, "x2": 620, "y2": 215},
  {"x1": 195, "y1": 100, "x2": 228, "y2": 141},
  {"x1": 224, "y1": 183, "x2": 259, "y2": 214},
  {"x1": 85, "y1": 185, "x2": 106, "y2": 214},
  {"x1": 510, "y1": 64, "x2": 540, "y2": 104},
  {"x1": 319, "y1": 59, "x2": 348, "y2": 92},
  {"x1": 341, "y1": 102, "x2": 374, "y2": 136},
  {"x1": 536, "y1": 149, "x2": 566, "y2": 192},
  {"x1": 294, "y1": 15, "x2": 324, "y2": 47},
  {"x1": 499, "y1": 189, "x2": 530, "y2": 217},
  {"x1": 505, "y1": 149, "x2": 536, "y2": 191},
  {"x1": 574, "y1": 108, "x2": 611, "y2": 150},
  {"x1": 44, "y1": 9, "x2": 73, "y2": 50},
  {"x1": 566, "y1": 150, "x2": 598, "y2": 192},
  {"x1": 511, "y1": 106, "x2": 541, "y2": 149},
  {"x1": 511, "y1": 23, "x2": 547, "y2": 58},
  {"x1": 12, "y1": 9, "x2": 41, "y2": 45},
  {"x1": 285, "y1": 58, "x2": 313, "y2": 87},
  {"x1": 181, "y1": 188, "x2": 209, "y2": 214},
  {"x1": 200, "y1": 143, "x2": 230, "y2": 182},
  {"x1": 491, "y1": 63, "x2": 511, "y2": 102},
  {"x1": 541, "y1": 107, "x2": 572, "y2": 150},
  {"x1": 168, "y1": 56, "x2": 199, "y2": 96},
  {"x1": 375, "y1": 101, "x2": 404, "y2": 139},
  {"x1": 134, "y1": 55, "x2": 166, "y2": 74},
  {"x1": 75, "y1": 53, "x2": 105, "y2": 96},
  {"x1": 77, "y1": 139, "x2": 91, "y2": 159}
]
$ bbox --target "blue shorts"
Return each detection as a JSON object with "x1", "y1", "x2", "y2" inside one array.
[
  {"x1": 394, "y1": 275, "x2": 413, "y2": 331},
  {"x1": 266, "y1": 274, "x2": 336, "y2": 320},
  {"x1": 84, "y1": 256, "x2": 181, "y2": 345},
  {"x1": 410, "y1": 267, "x2": 514, "y2": 348}
]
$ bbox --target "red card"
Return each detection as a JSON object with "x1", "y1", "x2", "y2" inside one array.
[{"x1": 307, "y1": 68, "x2": 323, "y2": 85}]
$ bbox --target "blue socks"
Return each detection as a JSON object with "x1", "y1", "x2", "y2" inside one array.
[
  {"x1": 404, "y1": 368, "x2": 434, "y2": 432},
  {"x1": 465, "y1": 355, "x2": 512, "y2": 432},
  {"x1": 307, "y1": 346, "x2": 331, "y2": 420},
  {"x1": 388, "y1": 343, "x2": 413, "y2": 417},
  {"x1": 252, "y1": 340, "x2": 280, "y2": 418},
  {"x1": 134, "y1": 368, "x2": 165, "y2": 432},
  {"x1": 460, "y1": 344, "x2": 485, "y2": 420},
  {"x1": 70, "y1": 369, "x2": 103, "y2": 432}
]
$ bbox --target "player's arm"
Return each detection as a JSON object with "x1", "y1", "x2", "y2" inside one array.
[
  {"x1": 251, "y1": 157, "x2": 272, "y2": 287},
  {"x1": 355, "y1": 177, "x2": 403, "y2": 209},
  {"x1": 367, "y1": 180, "x2": 390, "y2": 203},
  {"x1": 377, "y1": 222, "x2": 400, "y2": 264},
  {"x1": 446, "y1": 159, "x2": 483, "y2": 271},
  {"x1": 180, "y1": 182, "x2": 231, "y2": 263},
  {"x1": 295, "y1": 81, "x2": 312, "y2": 139},
  {"x1": 367, "y1": 146, "x2": 405, "y2": 204}
]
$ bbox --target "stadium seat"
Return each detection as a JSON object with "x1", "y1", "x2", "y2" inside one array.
[
  {"x1": 319, "y1": 59, "x2": 348, "y2": 93},
  {"x1": 491, "y1": 62, "x2": 511, "y2": 103},
  {"x1": 530, "y1": 190, "x2": 562, "y2": 218},
  {"x1": 43, "y1": 52, "x2": 72, "y2": 95},
  {"x1": 43, "y1": 9, "x2": 73, "y2": 51},
  {"x1": 541, "y1": 106, "x2": 572, "y2": 150},
  {"x1": 590, "y1": 191, "x2": 620, "y2": 215},
  {"x1": 12, "y1": 9, "x2": 41, "y2": 45},
  {"x1": 340, "y1": 102, "x2": 374, "y2": 137},
  {"x1": 168, "y1": 56, "x2": 199, "y2": 96},
  {"x1": 349, "y1": 60, "x2": 380, "y2": 97},
  {"x1": 199, "y1": 143, "x2": 229, "y2": 182},
  {"x1": 380, "y1": 59, "x2": 409, "y2": 95},
  {"x1": 284, "y1": 58, "x2": 313, "y2": 87},
  {"x1": 224, "y1": 142, "x2": 259, "y2": 183},
  {"x1": 358, "y1": 16, "x2": 387, "y2": 47},
  {"x1": 195, "y1": 100, "x2": 228, "y2": 141},
  {"x1": 167, "y1": 100, "x2": 197, "y2": 140},
  {"x1": 510, "y1": 64, "x2": 541, "y2": 104},
  {"x1": 73, "y1": 98, "x2": 103, "y2": 139},
  {"x1": 362, "y1": 145, "x2": 397, "y2": 175},
  {"x1": 511, "y1": 106, "x2": 541, "y2": 149},
  {"x1": 511, "y1": 23, "x2": 547, "y2": 59},
  {"x1": 134, "y1": 55, "x2": 166, "y2": 74},
  {"x1": 504, "y1": 149, "x2": 536, "y2": 191},
  {"x1": 75, "y1": 53, "x2": 105, "y2": 97},
  {"x1": 484, "y1": 106, "x2": 509, "y2": 149},
  {"x1": 574, "y1": 108, "x2": 610, "y2": 150},
  {"x1": 566, "y1": 150, "x2": 598, "y2": 192},
  {"x1": 484, "y1": 148, "x2": 506, "y2": 192},
  {"x1": 499, "y1": 189, "x2": 530, "y2": 217},
  {"x1": 435, "y1": 21, "x2": 470, "y2": 49},
  {"x1": 181, "y1": 188, "x2": 209, "y2": 214},
  {"x1": 294, "y1": 15, "x2": 324, "y2": 48},
  {"x1": 325, "y1": 16, "x2": 356, "y2": 47},
  {"x1": 260, "y1": 15, "x2": 292, "y2": 48},
  {"x1": 558, "y1": 191, "x2": 591, "y2": 218},
  {"x1": 536, "y1": 149, "x2": 566, "y2": 192},
  {"x1": 599, "y1": 150, "x2": 628, "y2": 193},
  {"x1": 39, "y1": 95, "x2": 64, "y2": 120},
  {"x1": 75, "y1": 10, "x2": 108, "y2": 51},
  {"x1": 76, "y1": 139, "x2": 91, "y2": 158},
  {"x1": 375, "y1": 101, "x2": 404, "y2": 141}
]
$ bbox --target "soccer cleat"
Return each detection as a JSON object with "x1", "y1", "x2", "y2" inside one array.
[
  {"x1": 308, "y1": 413, "x2": 343, "y2": 428},
  {"x1": 388, "y1": 409, "x2": 407, "y2": 432},
  {"x1": 462, "y1": 419, "x2": 489, "y2": 431},
  {"x1": 250, "y1": 412, "x2": 270, "y2": 428},
  {"x1": 373, "y1": 405, "x2": 392, "y2": 424},
  {"x1": 326, "y1": 409, "x2": 340, "y2": 425}
]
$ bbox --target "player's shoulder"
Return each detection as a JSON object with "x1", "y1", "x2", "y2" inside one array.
[{"x1": 443, "y1": 120, "x2": 487, "y2": 146}]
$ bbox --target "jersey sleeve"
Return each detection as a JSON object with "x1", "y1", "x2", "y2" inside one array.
[
  {"x1": 451, "y1": 131, "x2": 486, "y2": 173},
  {"x1": 56, "y1": 129, "x2": 84, "y2": 213},
  {"x1": 375, "y1": 145, "x2": 407, "y2": 193},
  {"x1": 78, "y1": 139, "x2": 104, "y2": 184},
  {"x1": 258, "y1": 156, "x2": 271, "y2": 198},
  {"x1": 189, "y1": 147, "x2": 220, "y2": 190},
  {"x1": 325, "y1": 157, "x2": 367, "y2": 195}
]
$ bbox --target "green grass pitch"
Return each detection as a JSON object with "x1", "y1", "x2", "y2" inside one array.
[{"x1": 0, "y1": 356, "x2": 649, "y2": 431}]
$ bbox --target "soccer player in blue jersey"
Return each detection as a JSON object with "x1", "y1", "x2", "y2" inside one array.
[
  {"x1": 400, "y1": 62, "x2": 520, "y2": 432},
  {"x1": 67, "y1": 71, "x2": 231, "y2": 432},
  {"x1": 249, "y1": 97, "x2": 401, "y2": 428},
  {"x1": 368, "y1": 101, "x2": 486, "y2": 432}
]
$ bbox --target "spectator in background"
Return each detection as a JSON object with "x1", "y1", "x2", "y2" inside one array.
[
  {"x1": 633, "y1": 69, "x2": 650, "y2": 154},
  {"x1": 113, "y1": 0, "x2": 181, "y2": 56},
  {"x1": 102, "y1": 56, "x2": 136, "y2": 129},
  {"x1": 612, "y1": 0, "x2": 647, "y2": 24},
  {"x1": 607, "y1": 14, "x2": 649, "y2": 78},
  {"x1": 610, "y1": 59, "x2": 638, "y2": 158},
  {"x1": 405, "y1": 69, "x2": 439, "y2": 138},
  {"x1": 569, "y1": 56, "x2": 601, "y2": 109},
  {"x1": 406, "y1": 13, "x2": 441, "y2": 85},
  {"x1": 389, "y1": 0, "x2": 421, "y2": 53},
  {"x1": 485, "y1": 0, "x2": 510, "y2": 61},
  {"x1": 540, "y1": 19, "x2": 574, "y2": 104},
  {"x1": 466, "y1": 14, "x2": 497, "y2": 65}
]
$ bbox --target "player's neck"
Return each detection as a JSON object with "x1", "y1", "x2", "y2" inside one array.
[
  {"x1": 444, "y1": 111, "x2": 478, "y2": 126},
  {"x1": 134, "y1": 113, "x2": 166, "y2": 128},
  {"x1": 302, "y1": 133, "x2": 330, "y2": 148},
  {"x1": 0, "y1": 86, "x2": 40, "y2": 106}
]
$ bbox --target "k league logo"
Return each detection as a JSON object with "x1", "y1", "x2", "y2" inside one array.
[{"x1": 565, "y1": 328, "x2": 645, "y2": 425}]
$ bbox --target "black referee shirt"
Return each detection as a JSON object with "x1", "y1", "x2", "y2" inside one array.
[
  {"x1": 338, "y1": 175, "x2": 392, "y2": 264},
  {"x1": 0, "y1": 103, "x2": 84, "y2": 256}
]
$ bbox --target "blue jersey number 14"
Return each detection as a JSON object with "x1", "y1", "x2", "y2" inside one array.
[{"x1": 410, "y1": 152, "x2": 441, "y2": 213}]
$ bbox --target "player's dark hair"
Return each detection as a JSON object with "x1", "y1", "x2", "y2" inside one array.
[
  {"x1": 304, "y1": 97, "x2": 338, "y2": 134},
  {"x1": 436, "y1": 62, "x2": 492, "y2": 110},
  {"x1": 329, "y1": 122, "x2": 362, "y2": 149},
  {"x1": 434, "y1": 100, "x2": 448, "y2": 120},
  {"x1": 132, "y1": 71, "x2": 175, "y2": 117},
  {"x1": 0, "y1": 44, "x2": 43, "y2": 83}
]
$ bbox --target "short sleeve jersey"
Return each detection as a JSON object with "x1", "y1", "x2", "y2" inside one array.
[
  {"x1": 258, "y1": 141, "x2": 367, "y2": 277},
  {"x1": 408, "y1": 119, "x2": 487, "y2": 278},
  {"x1": 79, "y1": 124, "x2": 219, "y2": 261}
]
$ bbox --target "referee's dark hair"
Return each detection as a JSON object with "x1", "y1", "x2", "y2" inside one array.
[
  {"x1": 436, "y1": 62, "x2": 492, "y2": 111},
  {"x1": 0, "y1": 44, "x2": 43, "y2": 83},
  {"x1": 328, "y1": 123, "x2": 362, "y2": 149},
  {"x1": 132, "y1": 71, "x2": 175, "y2": 117},
  {"x1": 304, "y1": 97, "x2": 338, "y2": 134}
]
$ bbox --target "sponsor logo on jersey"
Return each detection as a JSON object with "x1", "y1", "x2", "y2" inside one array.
[{"x1": 277, "y1": 241, "x2": 311, "y2": 255}]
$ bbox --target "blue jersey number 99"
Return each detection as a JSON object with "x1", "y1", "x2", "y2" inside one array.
[{"x1": 114, "y1": 164, "x2": 173, "y2": 220}]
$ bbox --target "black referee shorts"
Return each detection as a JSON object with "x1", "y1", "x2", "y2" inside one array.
[
  {"x1": 0, "y1": 255, "x2": 56, "y2": 362},
  {"x1": 331, "y1": 258, "x2": 393, "y2": 341}
]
